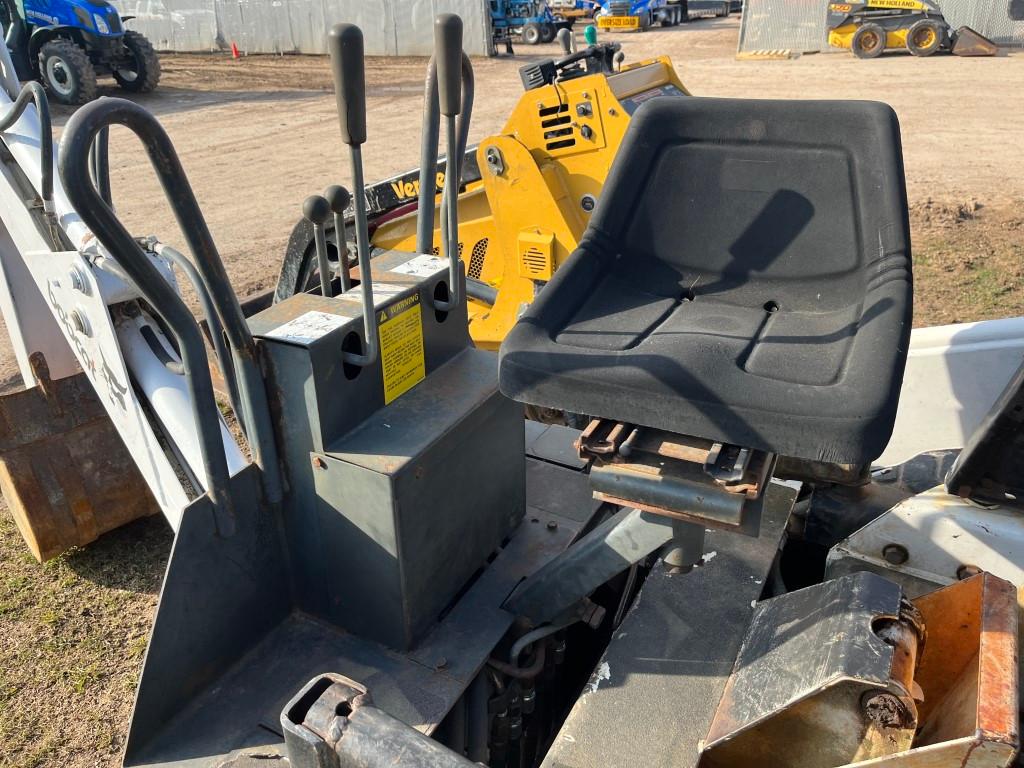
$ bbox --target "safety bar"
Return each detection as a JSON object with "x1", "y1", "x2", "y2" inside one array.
[
  {"x1": 0, "y1": 81, "x2": 52, "y2": 209},
  {"x1": 58, "y1": 98, "x2": 283, "y2": 510},
  {"x1": 89, "y1": 126, "x2": 111, "y2": 207}
]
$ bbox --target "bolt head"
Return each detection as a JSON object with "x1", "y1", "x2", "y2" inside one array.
[{"x1": 70, "y1": 309, "x2": 91, "y2": 337}]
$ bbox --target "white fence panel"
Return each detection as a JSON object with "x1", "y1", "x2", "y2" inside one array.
[{"x1": 114, "y1": 0, "x2": 492, "y2": 55}]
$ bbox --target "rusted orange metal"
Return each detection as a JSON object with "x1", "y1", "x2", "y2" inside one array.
[
  {"x1": 0, "y1": 353, "x2": 159, "y2": 561},
  {"x1": 699, "y1": 572, "x2": 1017, "y2": 768}
]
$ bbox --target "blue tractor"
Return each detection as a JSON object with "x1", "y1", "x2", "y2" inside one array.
[
  {"x1": 491, "y1": 1, "x2": 559, "y2": 49},
  {"x1": 1, "y1": 0, "x2": 160, "y2": 104}
]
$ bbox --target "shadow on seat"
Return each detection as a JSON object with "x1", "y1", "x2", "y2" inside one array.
[{"x1": 499, "y1": 97, "x2": 913, "y2": 465}]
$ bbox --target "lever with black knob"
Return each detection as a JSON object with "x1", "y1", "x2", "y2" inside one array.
[
  {"x1": 328, "y1": 22, "x2": 378, "y2": 366},
  {"x1": 434, "y1": 13, "x2": 464, "y2": 313},
  {"x1": 324, "y1": 184, "x2": 352, "y2": 293},
  {"x1": 303, "y1": 194, "x2": 333, "y2": 299}
]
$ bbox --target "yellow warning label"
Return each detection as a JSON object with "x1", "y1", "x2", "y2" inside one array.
[
  {"x1": 379, "y1": 294, "x2": 425, "y2": 404},
  {"x1": 867, "y1": 0, "x2": 924, "y2": 8}
]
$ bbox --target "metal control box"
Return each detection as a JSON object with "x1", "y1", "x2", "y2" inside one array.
[{"x1": 250, "y1": 251, "x2": 525, "y2": 650}]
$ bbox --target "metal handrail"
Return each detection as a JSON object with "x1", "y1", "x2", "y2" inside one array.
[
  {"x1": 0, "y1": 81, "x2": 53, "y2": 209},
  {"x1": 58, "y1": 97, "x2": 283, "y2": 518}
]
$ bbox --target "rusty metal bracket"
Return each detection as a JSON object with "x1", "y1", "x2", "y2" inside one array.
[
  {"x1": 700, "y1": 571, "x2": 1019, "y2": 768},
  {"x1": 701, "y1": 572, "x2": 923, "y2": 768},
  {"x1": 0, "y1": 352, "x2": 158, "y2": 561},
  {"x1": 576, "y1": 419, "x2": 775, "y2": 536}
]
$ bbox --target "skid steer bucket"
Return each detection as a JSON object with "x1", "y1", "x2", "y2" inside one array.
[
  {"x1": 952, "y1": 26, "x2": 1000, "y2": 57},
  {"x1": 0, "y1": 352, "x2": 158, "y2": 561}
]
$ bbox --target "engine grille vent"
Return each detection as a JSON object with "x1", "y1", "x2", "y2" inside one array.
[
  {"x1": 537, "y1": 103, "x2": 576, "y2": 151},
  {"x1": 468, "y1": 238, "x2": 489, "y2": 279}
]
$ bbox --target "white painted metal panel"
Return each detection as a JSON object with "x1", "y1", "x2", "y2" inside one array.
[{"x1": 878, "y1": 317, "x2": 1024, "y2": 467}]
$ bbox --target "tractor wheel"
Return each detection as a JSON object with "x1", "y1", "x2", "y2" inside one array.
[
  {"x1": 906, "y1": 19, "x2": 944, "y2": 56},
  {"x1": 539, "y1": 22, "x2": 556, "y2": 43},
  {"x1": 522, "y1": 22, "x2": 542, "y2": 45},
  {"x1": 852, "y1": 23, "x2": 886, "y2": 59},
  {"x1": 639, "y1": 11, "x2": 651, "y2": 29},
  {"x1": 113, "y1": 30, "x2": 161, "y2": 92},
  {"x1": 38, "y1": 39, "x2": 97, "y2": 105}
]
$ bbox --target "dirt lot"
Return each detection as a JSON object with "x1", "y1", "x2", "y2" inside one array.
[{"x1": 1, "y1": 16, "x2": 1023, "y2": 768}]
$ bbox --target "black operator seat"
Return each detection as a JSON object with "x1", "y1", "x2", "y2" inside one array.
[{"x1": 499, "y1": 97, "x2": 913, "y2": 465}]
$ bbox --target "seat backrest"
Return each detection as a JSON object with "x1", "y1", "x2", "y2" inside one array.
[{"x1": 587, "y1": 97, "x2": 910, "y2": 313}]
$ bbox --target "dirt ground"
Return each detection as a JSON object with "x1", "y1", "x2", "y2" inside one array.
[{"x1": 1, "y1": 16, "x2": 1023, "y2": 768}]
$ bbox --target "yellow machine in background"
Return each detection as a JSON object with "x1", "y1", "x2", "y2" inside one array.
[
  {"x1": 373, "y1": 53, "x2": 687, "y2": 348},
  {"x1": 279, "y1": 41, "x2": 689, "y2": 350},
  {"x1": 827, "y1": 0, "x2": 999, "y2": 58}
]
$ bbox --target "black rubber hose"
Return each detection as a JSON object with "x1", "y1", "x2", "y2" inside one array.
[{"x1": 0, "y1": 81, "x2": 52, "y2": 205}]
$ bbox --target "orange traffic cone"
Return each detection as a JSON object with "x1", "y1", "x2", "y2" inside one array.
[{"x1": 231, "y1": 41, "x2": 241, "y2": 59}]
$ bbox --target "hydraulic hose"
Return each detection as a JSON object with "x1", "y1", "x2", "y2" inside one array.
[{"x1": 155, "y1": 243, "x2": 245, "y2": 436}]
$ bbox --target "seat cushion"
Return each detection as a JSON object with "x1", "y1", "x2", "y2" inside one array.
[{"x1": 499, "y1": 97, "x2": 912, "y2": 464}]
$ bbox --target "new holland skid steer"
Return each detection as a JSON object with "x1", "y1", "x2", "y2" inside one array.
[
  {"x1": 2, "y1": 11, "x2": 1024, "y2": 768},
  {"x1": 277, "y1": 25, "x2": 689, "y2": 350},
  {"x1": 827, "y1": 0, "x2": 999, "y2": 58}
]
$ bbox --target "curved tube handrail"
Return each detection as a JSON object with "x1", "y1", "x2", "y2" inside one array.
[
  {"x1": 0, "y1": 81, "x2": 53, "y2": 207},
  {"x1": 59, "y1": 98, "x2": 283, "y2": 520}
]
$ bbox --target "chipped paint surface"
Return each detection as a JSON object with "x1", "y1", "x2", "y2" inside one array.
[{"x1": 586, "y1": 662, "x2": 612, "y2": 694}]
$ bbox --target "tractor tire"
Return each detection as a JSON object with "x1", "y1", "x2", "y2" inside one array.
[
  {"x1": 522, "y1": 22, "x2": 542, "y2": 45},
  {"x1": 539, "y1": 22, "x2": 557, "y2": 43},
  {"x1": 639, "y1": 11, "x2": 651, "y2": 30},
  {"x1": 38, "y1": 39, "x2": 97, "y2": 105},
  {"x1": 113, "y1": 30, "x2": 161, "y2": 92},
  {"x1": 906, "y1": 19, "x2": 944, "y2": 57},
  {"x1": 852, "y1": 23, "x2": 886, "y2": 59}
]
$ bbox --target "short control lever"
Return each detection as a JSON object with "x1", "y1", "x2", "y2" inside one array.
[
  {"x1": 324, "y1": 184, "x2": 352, "y2": 292},
  {"x1": 329, "y1": 23, "x2": 378, "y2": 366},
  {"x1": 303, "y1": 194, "x2": 333, "y2": 298},
  {"x1": 433, "y1": 14, "x2": 464, "y2": 312},
  {"x1": 556, "y1": 27, "x2": 575, "y2": 55}
]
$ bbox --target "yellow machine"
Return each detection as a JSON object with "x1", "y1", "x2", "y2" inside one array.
[
  {"x1": 280, "y1": 41, "x2": 689, "y2": 350},
  {"x1": 827, "y1": 0, "x2": 998, "y2": 58}
]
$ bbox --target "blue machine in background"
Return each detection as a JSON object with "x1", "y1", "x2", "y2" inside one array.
[
  {"x1": 491, "y1": 0, "x2": 560, "y2": 48},
  {"x1": 1, "y1": 0, "x2": 160, "y2": 104}
]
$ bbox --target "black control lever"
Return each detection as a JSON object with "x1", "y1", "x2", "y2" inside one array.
[
  {"x1": 324, "y1": 184, "x2": 352, "y2": 292},
  {"x1": 328, "y1": 23, "x2": 378, "y2": 366},
  {"x1": 556, "y1": 27, "x2": 574, "y2": 56},
  {"x1": 303, "y1": 194, "x2": 333, "y2": 298},
  {"x1": 433, "y1": 13, "x2": 463, "y2": 313}
]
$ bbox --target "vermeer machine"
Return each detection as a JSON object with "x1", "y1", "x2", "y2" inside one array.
[
  {"x1": 277, "y1": 28, "x2": 688, "y2": 350},
  {"x1": 0, "y1": 12, "x2": 1023, "y2": 768}
]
